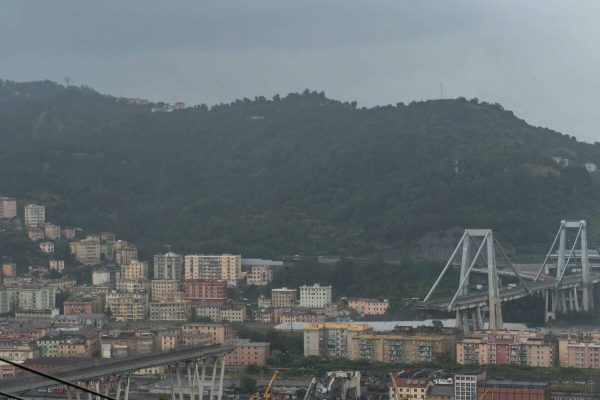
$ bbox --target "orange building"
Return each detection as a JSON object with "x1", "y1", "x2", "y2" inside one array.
[
  {"x1": 183, "y1": 280, "x2": 227, "y2": 305},
  {"x1": 224, "y1": 340, "x2": 270, "y2": 366},
  {"x1": 180, "y1": 323, "x2": 234, "y2": 344}
]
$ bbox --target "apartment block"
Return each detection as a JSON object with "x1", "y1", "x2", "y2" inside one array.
[
  {"x1": 456, "y1": 330, "x2": 554, "y2": 367},
  {"x1": 120, "y1": 260, "x2": 148, "y2": 280},
  {"x1": 44, "y1": 224, "x2": 61, "y2": 240},
  {"x1": 350, "y1": 333, "x2": 447, "y2": 363},
  {"x1": 99, "y1": 331, "x2": 155, "y2": 358},
  {"x1": 116, "y1": 279, "x2": 149, "y2": 292},
  {"x1": 27, "y1": 226, "x2": 45, "y2": 241},
  {"x1": 303, "y1": 323, "x2": 373, "y2": 358},
  {"x1": 49, "y1": 259, "x2": 64, "y2": 273},
  {"x1": 271, "y1": 287, "x2": 297, "y2": 308},
  {"x1": 224, "y1": 340, "x2": 270, "y2": 366},
  {"x1": 195, "y1": 305, "x2": 222, "y2": 322},
  {"x1": 24, "y1": 204, "x2": 45, "y2": 226},
  {"x1": 105, "y1": 292, "x2": 148, "y2": 321},
  {"x1": 115, "y1": 246, "x2": 138, "y2": 266},
  {"x1": 183, "y1": 280, "x2": 227, "y2": 305},
  {"x1": 153, "y1": 252, "x2": 183, "y2": 280},
  {"x1": 221, "y1": 305, "x2": 247, "y2": 322},
  {"x1": 180, "y1": 323, "x2": 234, "y2": 344},
  {"x1": 63, "y1": 298, "x2": 96, "y2": 314},
  {"x1": 39, "y1": 242, "x2": 54, "y2": 254},
  {"x1": 151, "y1": 279, "x2": 180, "y2": 301},
  {"x1": 149, "y1": 300, "x2": 191, "y2": 322},
  {"x1": 0, "y1": 197, "x2": 17, "y2": 219},
  {"x1": 246, "y1": 265, "x2": 273, "y2": 286},
  {"x1": 455, "y1": 372, "x2": 486, "y2": 400},
  {"x1": 0, "y1": 285, "x2": 56, "y2": 313},
  {"x1": 71, "y1": 238, "x2": 101, "y2": 266},
  {"x1": 0, "y1": 341, "x2": 38, "y2": 362},
  {"x1": 61, "y1": 227, "x2": 76, "y2": 240},
  {"x1": 299, "y1": 284, "x2": 332, "y2": 308},
  {"x1": 347, "y1": 298, "x2": 389, "y2": 315},
  {"x1": 184, "y1": 254, "x2": 242, "y2": 285},
  {"x1": 559, "y1": 332, "x2": 600, "y2": 368}
]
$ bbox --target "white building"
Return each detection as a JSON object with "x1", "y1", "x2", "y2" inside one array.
[
  {"x1": 299, "y1": 284, "x2": 332, "y2": 308},
  {"x1": 0, "y1": 286, "x2": 56, "y2": 313},
  {"x1": 0, "y1": 197, "x2": 17, "y2": 219},
  {"x1": 153, "y1": 252, "x2": 183, "y2": 280},
  {"x1": 92, "y1": 270, "x2": 111, "y2": 286},
  {"x1": 39, "y1": 242, "x2": 54, "y2": 254},
  {"x1": 24, "y1": 204, "x2": 45, "y2": 226},
  {"x1": 49, "y1": 259, "x2": 65, "y2": 273}
]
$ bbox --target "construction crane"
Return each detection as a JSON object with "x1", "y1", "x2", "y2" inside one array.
[{"x1": 251, "y1": 370, "x2": 279, "y2": 400}]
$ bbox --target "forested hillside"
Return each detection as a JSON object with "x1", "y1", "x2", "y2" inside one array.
[{"x1": 1, "y1": 79, "x2": 600, "y2": 258}]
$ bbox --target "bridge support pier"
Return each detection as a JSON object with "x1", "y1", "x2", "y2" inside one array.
[
  {"x1": 167, "y1": 356, "x2": 226, "y2": 400},
  {"x1": 544, "y1": 289, "x2": 556, "y2": 323}
]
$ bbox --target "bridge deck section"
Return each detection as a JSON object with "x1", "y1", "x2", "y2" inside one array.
[{"x1": 0, "y1": 343, "x2": 235, "y2": 394}]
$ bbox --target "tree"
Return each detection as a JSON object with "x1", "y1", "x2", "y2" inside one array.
[{"x1": 240, "y1": 376, "x2": 257, "y2": 394}]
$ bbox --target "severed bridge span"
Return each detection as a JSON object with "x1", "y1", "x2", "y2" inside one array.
[
  {"x1": 0, "y1": 343, "x2": 234, "y2": 400},
  {"x1": 417, "y1": 220, "x2": 600, "y2": 333}
]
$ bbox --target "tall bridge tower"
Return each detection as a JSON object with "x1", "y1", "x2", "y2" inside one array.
[
  {"x1": 535, "y1": 220, "x2": 593, "y2": 321},
  {"x1": 422, "y1": 229, "x2": 524, "y2": 333}
]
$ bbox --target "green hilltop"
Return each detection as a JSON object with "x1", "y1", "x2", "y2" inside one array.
[{"x1": 1, "y1": 79, "x2": 600, "y2": 259}]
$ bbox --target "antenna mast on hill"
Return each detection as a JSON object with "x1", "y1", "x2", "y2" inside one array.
[{"x1": 440, "y1": 83, "x2": 444, "y2": 100}]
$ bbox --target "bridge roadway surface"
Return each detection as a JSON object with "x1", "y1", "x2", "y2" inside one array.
[
  {"x1": 0, "y1": 343, "x2": 235, "y2": 395},
  {"x1": 417, "y1": 272, "x2": 600, "y2": 311}
]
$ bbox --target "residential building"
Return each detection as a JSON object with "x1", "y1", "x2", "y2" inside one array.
[
  {"x1": 257, "y1": 295, "x2": 272, "y2": 309},
  {"x1": 115, "y1": 246, "x2": 138, "y2": 266},
  {"x1": 71, "y1": 238, "x2": 101, "y2": 266},
  {"x1": 99, "y1": 331, "x2": 155, "y2": 358},
  {"x1": 37, "y1": 333, "x2": 94, "y2": 359},
  {"x1": 151, "y1": 279, "x2": 180, "y2": 301},
  {"x1": 44, "y1": 224, "x2": 61, "y2": 240},
  {"x1": 224, "y1": 340, "x2": 270, "y2": 366},
  {"x1": 0, "y1": 285, "x2": 56, "y2": 313},
  {"x1": 153, "y1": 252, "x2": 183, "y2": 280},
  {"x1": 24, "y1": 204, "x2": 45, "y2": 226},
  {"x1": 27, "y1": 226, "x2": 45, "y2": 241},
  {"x1": 558, "y1": 332, "x2": 600, "y2": 368},
  {"x1": 456, "y1": 330, "x2": 554, "y2": 367},
  {"x1": 184, "y1": 255, "x2": 222, "y2": 281},
  {"x1": 303, "y1": 323, "x2": 372, "y2": 358},
  {"x1": 49, "y1": 259, "x2": 64, "y2": 273},
  {"x1": 15, "y1": 309, "x2": 59, "y2": 324},
  {"x1": 2, "y1": 263, "x2": 16, "y2": 277},
  {"x1": 149, "y1": 300, "x2": 191, "y2": 322},
  {"x1": 116, "y1": 278, "x2": 148, "y2": 292},
  {"x1": 61, "y1": 227, "x2": 76, "y2": 240},
  {"x1": 184, "y1": 254, "x2": 242, "y2": 285},
  {"x1": 0, "y1": 197, "x2": 17, "y2": 219},
  {"x1": 92, "y1": 269, "x2": 112, "y2": 286},
  {"x1": 271, "y1": 287, "x2": 297, "y2": 308},
  {"x1": 100, "y1": 232, "x2": 116, "y2": 243},
  {"x1": 121, "y1": 260, "x2": 148, "y2": 280},
  {"x1": 221, "y1": 305, "x2": 246, "y2": 322},
  {"x1": 39, "y1": 241, "x2": 54, "y2": 254},
  {"x1": 585, "y1": 162, "x2": 598, "y2": 173},
  {"x1": 478, "y1": 381, "x2": 551, "y2": 400},
  {"x1": 0, "y1": 341, "x2": 38, "y2": 362},
  {"x1": 180, "y1": 323, "x2": 234, "y2": 344},
  {"x1": 350, "y1": 333, "x2": 447, "y2": 363},
  {"x1": 63, "y1": 298, "x2": 96, "y2": 315},
  {"x1": 195, "y1": 305, "x2": 222, "y2": 322},
  {"x1": 299, "y1": 284, "x2": 332, "y2": 308},
  {"x1": 246, "y1": 265, "x2": 273, "y2": 286},
  {"x1": 455, "y1": 372, "x2": 486, "y2": 400},
  {"x1": 347, "y1": 298, "x2": 389, "y2": 315},
  {"x1": 105, "y1": 292, "x2": 148, "y2": 321},
  {"x1": 183, "y1": 280, "x2": 227, "y2": 305},
  {"x1": 388, "y1": 370, "x2": 432, "y2": 400}
]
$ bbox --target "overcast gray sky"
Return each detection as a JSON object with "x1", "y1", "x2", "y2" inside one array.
[{"x1": 2, "y1": 1, "x2": 600, "y2": 142}]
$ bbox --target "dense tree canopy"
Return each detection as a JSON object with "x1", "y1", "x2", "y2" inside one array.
[{"x1": 1, "y1": 80, "x2": 600, "y2": 259}]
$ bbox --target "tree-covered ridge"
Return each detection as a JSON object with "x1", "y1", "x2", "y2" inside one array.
[{"x1": 1, "y1": 80, "x2": 599, "y2": 258}]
